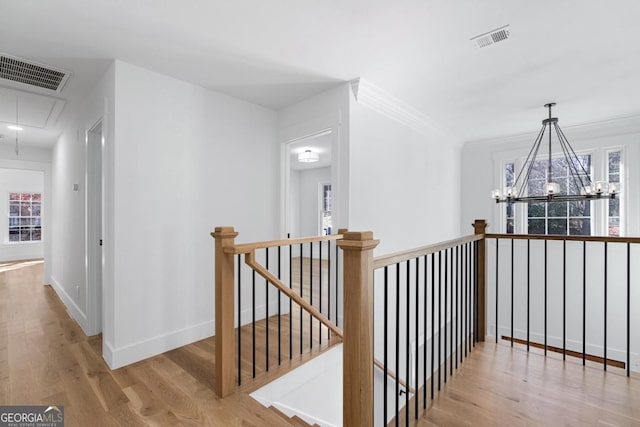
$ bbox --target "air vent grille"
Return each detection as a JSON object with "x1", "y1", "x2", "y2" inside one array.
[
  {"x1": 0, "y1": 53, "x2": 70, "y2": 92},
  {"x1": 471, "y1": 25, "x2": 511, "y2": 49}
]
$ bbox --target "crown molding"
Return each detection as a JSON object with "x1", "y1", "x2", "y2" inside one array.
[
  {"x1": 465, "y1": 112, "x2": 640, "y2": 151},
  {"x1": 349, "y1": 78, "x2": 460, "y2": 145}
]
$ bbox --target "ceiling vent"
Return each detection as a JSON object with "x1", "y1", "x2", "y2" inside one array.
[
  {"x1": 0, "y1": 53, "x2": 70, "y2": 92},
  {"x1": 471, "y1": 25, "x2": 511, "y2": 48}
]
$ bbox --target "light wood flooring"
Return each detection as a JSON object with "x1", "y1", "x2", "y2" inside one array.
[{"x1": 2, "y1": 261, "x2": 639, "y2": 426}]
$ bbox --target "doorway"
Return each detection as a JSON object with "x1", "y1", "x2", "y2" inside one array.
[
  {"x1": 286, "y1": 130, "x2": 332, "y2": 238},
  {"x1": 86, "y1": 120, "x2": 103, "y2": 335}
]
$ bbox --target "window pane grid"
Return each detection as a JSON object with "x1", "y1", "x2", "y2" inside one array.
[{"x1": 8, "y1": 192, "x2": 42, "y2": 242}]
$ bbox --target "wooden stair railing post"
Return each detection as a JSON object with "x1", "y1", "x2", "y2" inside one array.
[
  {"x1": 212, "y1": 226, "x2": 239, "y2": 397},
  {"x1": 473, "y1": 219, "x2": 488, "y2": 342},
  {"x1": 337, "y1": 231, "x2": 379, "y2": 427}
]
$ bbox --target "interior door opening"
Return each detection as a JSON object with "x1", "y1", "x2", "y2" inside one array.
[{"x1": 87, "y1": 120, "x2": 103, "y2": 335}]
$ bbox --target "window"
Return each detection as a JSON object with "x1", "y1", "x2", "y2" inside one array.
[
  {"x1": 525, "y1": 155, "x2": 592, "y2": 235},
  {"x1": 505, "y1": 163, "x2": 515, "y2": 234},
  {"x1": 607, "y1": 150, "x2": 621, "y2": 236},
  {"x1": 9, "y1": 192, "x2": 42, "y2": 242},
  {"x1": 321, "y1": 184, "x2": 332, "y2": 235}
]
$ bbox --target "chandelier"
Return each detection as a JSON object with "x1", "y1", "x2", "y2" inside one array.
[{"x1": 492, "y1": 103, "x2": 619, "y2": 204}]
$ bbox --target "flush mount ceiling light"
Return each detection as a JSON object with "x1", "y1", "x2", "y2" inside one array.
[
  {"x1": 7, "y1": 125, "x2": 22, "y2": 131},
  {"x1": 492, "y1": 103, "x2": 619, "y2": 204},
  {"x1": 298, "y1": 149, "x2": 319, "y2": 163}
]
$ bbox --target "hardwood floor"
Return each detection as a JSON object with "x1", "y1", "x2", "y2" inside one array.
[
  {"x1": 2, "y1": 260, "x2": 638, "y2": 426},
  {"x1": 0, "y1": 261, "x2": 333, "y2": 426}
]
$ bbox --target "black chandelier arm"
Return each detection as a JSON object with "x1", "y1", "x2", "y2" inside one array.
[
  {"x1": 555, "y1": 124, "x2": 590, "y2": 192},
  {"x1": 555, "y1": 123, "x2": 592, "y2": 181},
  {"x1": 512, "y1": 123, "x2": 546, "y2": 193}
]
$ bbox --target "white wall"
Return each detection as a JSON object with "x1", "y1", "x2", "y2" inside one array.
[
  {"x1": 0, "y1": 168, "x2": 44, "y2": 261},
  {"x1": 51, "y1": 61, "x2": 115, "y2": 338},
  {"x1": 107, "y1": 61, "x2": 279, "y2": 368},
  {"x1": 348, "y1": 81, "x2": 463, "y2": 255}
]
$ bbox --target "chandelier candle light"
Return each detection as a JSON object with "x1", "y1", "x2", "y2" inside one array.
[{"x1": 492, "y1": 103, "x2": 619, "y2": 204}]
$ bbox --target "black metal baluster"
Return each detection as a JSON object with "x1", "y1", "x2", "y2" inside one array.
[
  {"x1": 237, "y1": 255, "x2": 242, "y2": 385},
  {"x1": 278, "y1": 246, "x2": 282, "y2": 366},
  {"x1": 496, "y1": 238, "x2": 499, "y2": 343},
  {"x1": 384, "y1": 266, "x2": 388, "y2": 425},
  {"x1": 444, "y1": 249, "x2": 448, "y2": 384},
  {"x1": 450, "y1": 248, "x2": 454, "y2": 377},
  {"x1": 544, "y1": 240, "x2": 548, "y2": 355},
  {"x1": 319, "y1": 241, "x2": 322, "y2": 345},
  {"x1": 300, "y1": 244, "x2": 303, "y2": 355},
  {"x1": 627, "y1": 242, "x2": 631, "y2": 377},
  {"x1": 604, "y1": 241, "x2": 608, "y2": 371},
  {"x1": 464, "y1": 243, "x2": 468, "y2": 357},
  {"x1": 511, "y1": 238, "x2": 514, "y2": 347},
  {"x1": 415, "y1": 257, "x2": 419, "y2": 419},
  {"x1": 266, "y1": 248, "x2": 269, "y2": 372},
  {"x1": 582, "y1": 241, "x2": 586, "y2": 365},
  {"x1": 423, "y1": 255, "x2": 428, "y2": 409},
  {"x1": 336, "y1": 243, "x2": 339, "y2": 329},
  {"x1": 563, "y1": 240, "x2": 566, "y2": 360},
  {"x1": 328, "y1": 240, "x2": 332, "y2": 341},
  {"x1": 527, "y1": 239, "x2": 530, "y2": 351},
  {"x1": 438, "y1": 251, "x2": 442, "y2": 391},
  {"x1": 289, "y1": 244, "x2": 293, "y2": 360},
  {"x1": 405, "y1": 260, "x2": 410, "y2": 425},
  {"x1": 456, "y1": 245, "x2": 459, "y2": 368},
  {"x1": 310, "y1": 242, "x2": 313, "y2": 349},
  {"x1": 473, "y1": 242, "x2": 476, "y2": 347},
  {"x1": 252, "y1": 269, "x2": 256, "y2": 378},
  {"x1": 431, "y1": 253, "x2": 435, "y2": 400},
  {"x1": 395, "y1": 263, "x2": 400, "y2": 424}
]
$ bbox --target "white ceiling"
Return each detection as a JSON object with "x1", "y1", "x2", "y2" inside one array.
[{"x1": 2, "y1": 0, "x2": 640, "y2": 148}]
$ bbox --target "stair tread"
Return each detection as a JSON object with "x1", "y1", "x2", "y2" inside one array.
[{"x1": 268, "y1": 406, "x2": 313, "y2": 426}]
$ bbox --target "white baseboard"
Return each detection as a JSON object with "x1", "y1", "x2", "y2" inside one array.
[
  {"x1": 50, "y1": 275, "x2": 88, "y2": 333},
  {"x1": 103, "y1": 320, "x2": 214, "y2": 369}
]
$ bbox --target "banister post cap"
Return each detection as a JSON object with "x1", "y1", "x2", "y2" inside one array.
[
  {"x1": 211, "y1": 226, "x2": 239, "y2": 239},
  {"x1": 338, "y1": 231, "x2": 379, "y2": 251}
]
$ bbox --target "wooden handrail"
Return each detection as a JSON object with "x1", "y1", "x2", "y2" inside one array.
[
  {"x1": 373, "y1": 234, "x2": 483, "y2": 269},
  {"x1": 244, "y1": 250, "x2": 344, "y2": 338},
  {"x1": 226, "y1": 234, "x2": 344, "y2": 255},
  {"x1": 373, "y1": 359, "x2": 415, "y2": 394},
  {"x1": 486, "y1": 233, "x2": 640, "y2": 244}
]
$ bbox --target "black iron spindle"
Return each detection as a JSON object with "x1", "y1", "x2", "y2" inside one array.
[
  {"x1": 415, "y1": 257, "x2": 419, "y2": 419},
  {"x1": 627, "y1": 243, "x2": 631, "y2": 377},
  {"x1": 527, "y1": 239, "x2": 530, "y2": 351},
  {"x1": 252, "y1": 269, "x2": 256, "y2": 378},
  {"x1": 289, "y1": 244, "x2": 293, "y2": 360},
  {"x1": 310, "y1": 242, "x2": 313, "y2": 349},
  {"x1": 423, "y1": 255, "x2": 428, "y2": 409},
  {"x1": 278, "y1": 246, "x2": 282, "y2": 365},
  {"x1": 395, "y1": 263, "x2": 400, "y2": 425},
  {"x1": 405, "y1": 260, "x2": 410, "y2": 425},
  {"x1": 237, "y1": 255, "x2": 242, "y2": 385},
  {"x1": 444, "y1": 249, "x2": 448, "y2": 384},
  {"x1": 384, "y1": 266, "x2": 388, "y2": 426},
  {"x1": 431, "y1": 253, "x2": 435, "y2": 400},
  {"x1": 319, "y1": 241, "x2": 322, "y2": 345},
  {"x1": 563, "y1": 240, "x2": 566, "y2": 360},
  {"x1": 438, "y1": 251, "x2": 442, "y2": 391},
  {"x1": 511, "y1": 238, "x2": 514, "y2": 347},
  {"x1": 496, "y1": 238, "x2": 499, "y2": 343},
  {"x1": 266, "y1": 248, "x2": 269, "y2": 372},
  {"x1": 336, "y1": 243, "x2": 339, "y2": 329},
  {"x1": 300, "y1": 244, "x2": 303, "y2": 355},
  {"x1": 328, "y1": 240, "x2": 332, "y2": 341},
  {"x1": 456, "y1": 245, "x2": 459, "y2": 368},
  {"x1": 604, "y1": 241, "x2": 608, "y2": 371},
  {"x1": 582, "y1": 241, "x2": 586, "y2": 366},
  {"x1": 450, "y1": 248, "x2": 454, "y2": 377},
  {"x1": 544, "y1": 239, "x2": 548, "y2": 355}
]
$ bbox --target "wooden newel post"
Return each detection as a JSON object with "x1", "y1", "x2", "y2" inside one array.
[
  {"x1": 472, "y1": 219, "x2": 487, "y2": 342},
  {"x1": 212, "y1": 226, "x2": 238, "y2": 398},
  {"x1": 337, "y1": 231, "x2": 379, "y2": 427}
]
